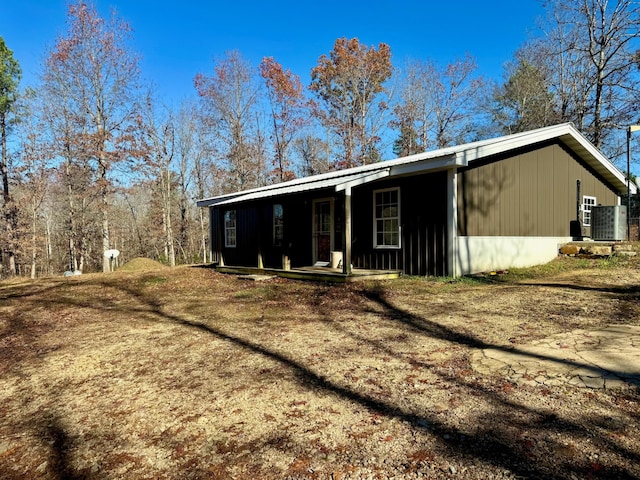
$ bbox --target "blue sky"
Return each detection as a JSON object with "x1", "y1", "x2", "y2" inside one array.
[{"x1": 1, "y1": 0, "x2": 545, "y2": 104}]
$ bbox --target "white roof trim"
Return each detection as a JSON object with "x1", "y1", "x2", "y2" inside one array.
[
  {"x1": 456, "y1": 123, "x2": 636, "y2": 194},
  {"x1": 210, "y1": 170, "x2": 388, "y2": 206},
  {"x1": 197, "y1": 123, "x2": 635, "y2": 208},
  {"x1": 389, "y1": 154, "x2": 463, "y2": 176},
  {"x1": 335, "y1": 169, "x2": 391, "y2": 191}
]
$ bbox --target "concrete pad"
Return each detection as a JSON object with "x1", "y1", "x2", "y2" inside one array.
[
  {"x1": 239, "y1": 274, "x2": 275, "y2": 282},
  {"x1": 472, "y1": 325, "x2": 640, "y2": 389}
]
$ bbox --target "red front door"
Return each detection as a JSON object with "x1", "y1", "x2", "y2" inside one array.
[{"x1": 313, "y1": 199, "x2": 332, "y2": 263}]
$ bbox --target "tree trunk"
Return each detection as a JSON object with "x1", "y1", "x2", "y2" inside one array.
[
  {"x1": 162, "y1": 202, "x2": 169, "y2": 261},
  {"x1": 164, "y1": 167, "x2": 175, "y2": 267},
  {"x1": 31, "y1": 209, "x2": 37, "y2": 279},
  {"x1": 64, "y1": 156, "x2": 78, "y2": 272},
  {"x1": 102, "y1": 195, "x2": 110, "y2": 273},
  {"x1": 45, "y1": 214, "x2": 53, "y2": 275},
  {"x1": 0, "y1": 113, "x2": 17, "y2": 276},
  {"x1": 99, "y1": 145, "x2": 110, "y2": 273}
]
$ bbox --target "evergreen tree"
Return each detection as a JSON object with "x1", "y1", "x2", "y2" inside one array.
[{"x1": 0, "y1": 36, "x2": 22, "y2": 276}]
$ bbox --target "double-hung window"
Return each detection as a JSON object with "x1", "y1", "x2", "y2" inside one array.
[
  {"x1": 582, "y1": 196, "x2": 596, "y2": 227},
  {"x1": 374, "y1": 188, "x2": 400, "y2": 248},
  {"x1": 273, "y1": 204, "x2": 284, "y2": 246},
  {"x1": 224, "y1": 210, "x2": 236, "y2": 248}
]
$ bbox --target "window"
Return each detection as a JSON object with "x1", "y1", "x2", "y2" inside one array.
[
  {"x1": 374, "y1": 188, "x2": 400, "y2": 248},
  {"x1": 582, "y1": 196, "x2": 596, "y2": 226},
  {"x1": 273, "y1": 204, "x2": 284, "y2": 246},
  {"x1": 224, "y1": 210, "x2": 236, "y2": 247}
]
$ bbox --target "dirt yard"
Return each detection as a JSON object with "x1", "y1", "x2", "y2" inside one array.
[{"x1": 1, "y1": 257, "x2": 639, "y2": 479}]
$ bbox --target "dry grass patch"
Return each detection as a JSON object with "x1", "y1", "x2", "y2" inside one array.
[{"x1": 0, "y1": 258, "x2": 639, "y2": 479}]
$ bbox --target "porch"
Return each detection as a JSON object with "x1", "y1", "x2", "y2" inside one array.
[{"x1": 215, "y1": 265, "x2": 402, "y2": 283}]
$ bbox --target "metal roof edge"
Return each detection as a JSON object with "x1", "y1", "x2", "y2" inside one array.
[
  {"x1": 196, "y1": 123, "x2": 636, "y2": 206},
  {"x1": 389, "y1": 154, "x2": 463, "y2": 177},
  {"x1": 335, "y1": 169, "x2": 391, "y2": 192},
  {"x1": 457, "y1": 123, "x2": 636, "y2": 195},
  {"x1": 456, "y1": 123, "x2": 575, "y2": 164},
  {"x1": 560, "y1": 129, "x2": 638, "y2": 195},
  {"x1": 197, "y1": 193, "x2": 245, "y2": 207}
]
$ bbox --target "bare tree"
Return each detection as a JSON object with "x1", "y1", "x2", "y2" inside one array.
[
  {"x1": 391, "y1": 62, "x2": 429, "y2": 156},
  {"x1": 194, "y1": 51, "x2": 267, "y2": 192},
  {"x1": 177, "y1": 102, "x2": 214, "y2": 263},
  {"x1": 392, "y1": 55, "x2": 485, "y2": 153},
  {"x1": 175, "y1": 102, "x2": 196, "y2": 263},
  {"x1": 42, "y1": 2, "x2": 141, "y2": 273},
  {"x1": 260, "y1": 57, "x2": 308, "y2": 182},
  {"x1": 310, "y1": 38, "x2": 393, "y2": 168},
  {"x1": 537, "y1": 0, "x2": 640, "y2": 154},
  {"x1": 40, "y1": 70, "x2": 94, "y2": 272},
  {"x1": 293, "y1": 134, "x2": 332, "y2": 177},
  {"x1": 14, "y1": 102, "x2": 51, "y2": 278},
  {"x1": 139, "y1": 93, "x2": 176, "y2": 266},
  {"x1": 492, "y1": 48, "x2": 559, "y2": 134}
]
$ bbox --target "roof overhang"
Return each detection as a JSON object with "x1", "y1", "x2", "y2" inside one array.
[
  {"x1": 335, "y1": 169, "x2": 391, "y2": 192},
  {"x1": 556, "y1": 129, "x2": 637, "y2": 195},
  {"x1": 196, "y1": 123, "x2": 637, "y2": 208},
  {"x1": 388, "y1": 154, "x2": 463, "y2": 177},
  {"x1": 207, "y1": 169, "x2": 392, "y2": 207},
  {"x1": 456, "y1": 123, "x2": 636, "y2": 195}
]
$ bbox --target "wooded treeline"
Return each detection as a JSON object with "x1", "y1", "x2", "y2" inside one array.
[{"x1": 1, "y1": 0, "x2": 640, "y2": 277}]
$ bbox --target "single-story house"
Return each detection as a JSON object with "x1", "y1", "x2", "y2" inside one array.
[{"x1": 197, "y1": 123, "x2": 637, "y2": 279}]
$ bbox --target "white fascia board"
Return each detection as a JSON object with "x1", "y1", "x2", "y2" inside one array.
[
  {"x1": 197, "y1": 123, "x2": 636, "y2": 208},
  {"x1": 335, "y1": 169, "x2": 390, "y2": 191},
  {"x1": 389, "y1": 154, "x2": 464, "y2": 176},
  {"x1": 197, "y1": 193, "x2": 245, "y2": 207},
  {"x1": 211, "y1": 174, "x2": 370, "y2": 206},
  {"x1": 196, "y1": 148, "x2": 460, "y2": 207},
  {"x1": 565, "y1": 133, "x2": 638, "y2": 195},
  {"x1": 196, "y1": 166, "x2": 383, "y2": 207},
  {"x1": 456, "y1": 123, "x2": 636, "y2": 195},
  {"x1": 456, "y1": 124, "x2": 573, "y2": 164}
]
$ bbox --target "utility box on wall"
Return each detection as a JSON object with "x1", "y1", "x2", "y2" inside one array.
[{"x1": 591, "y1": 205, "x2": 627, "y2": 241}]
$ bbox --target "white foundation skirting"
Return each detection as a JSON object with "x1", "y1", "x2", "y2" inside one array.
[{"x1": 455, "y1": 236, "x2": 572, "y2": 276}]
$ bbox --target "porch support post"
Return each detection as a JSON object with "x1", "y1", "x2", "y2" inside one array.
[
  {"x1": 342, "y1": 186, "x2": 352, "y2": 275},
  {"x1": 257, "y1": 209, "x2": 263, "y2": 269},
  {"x1": 212, "y1": 208, "x2": 224, "y2": 267},
  {"x1": 447, "y1": 170, "x2": 457, "y2": 277}
]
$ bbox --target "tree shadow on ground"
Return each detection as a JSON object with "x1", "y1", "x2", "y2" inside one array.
[
  {"x1": 6, "y1": 271, "x2": 640, "y2": 479},
  {"x1": 359, "y1": 283, "x2": 639, "y2": 383},
  {"x1": 109, "y1": 277, "x2": 639, "y2": 478},
  {"x1": 42, "y1": 417, "x2": 85, "y2": 480}
]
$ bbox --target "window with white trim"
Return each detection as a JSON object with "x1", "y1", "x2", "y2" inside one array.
[
  {"x1": 224, "y1": 210, "x2": 236, "y2": 247},
  {"x1": 582, "y1": 196, "x2": 596, "y2": 226},
  {"x1": 273, "y1": 204, "x2": 284, "y2": 246},
  {"x1": 374, "y1": 188, "x2": 400, "y2": 248}
]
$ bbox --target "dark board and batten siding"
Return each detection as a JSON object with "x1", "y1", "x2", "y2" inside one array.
[
  {"x1": 211, "y1": 172, "x2": 449, "y2": 277},
  {"x1": 457, "y1": 142, "x2": 618, "y2": 237},
  {"x1": 211, "y1": 206, "x2": 258, "y2": 267},
  {"x1": 351, "y1": 171, "x2": 448, "y2": 277},
  {"x1": 212, "y1": 188, "x2": 337, "y2": 270}
]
